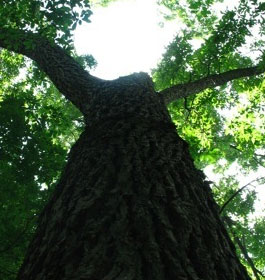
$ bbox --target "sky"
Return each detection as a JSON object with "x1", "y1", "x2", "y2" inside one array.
[
  {"x1": 74, "y1": 0, "x2": 265, "y2": 215},
  {"x1": 74, "y1": 0, "x2": 178, "y2": 80}
]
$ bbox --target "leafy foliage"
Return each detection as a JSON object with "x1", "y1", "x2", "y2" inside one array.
[
  {"x1": 90, "y1": 0, "x2": 119, "y2": 7},
  {"x1": 0, "y1": 51, "x2": 84, "y2": 278},
  {"x1": 213, "y1": 176, "x2": 265, "y2": 277},
  {"x1": 0, "y1": 0, "x2": 264, "y2": 278},
  {"x1": 0, "y1": 1, "x2": 91, "y2": 275},
  {"x1": 0, "y1": 0, "x2": 92, "y2": 48},
  {"x1": 154, "y1": 0, "x2": 265, "y2": 169},
  {"x1": 153, "y1": 0, "x2": 265, "y2": 277}
]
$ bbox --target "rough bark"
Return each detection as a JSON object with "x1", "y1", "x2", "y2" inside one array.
[
  {"x1": 0, "y1": 27, "x2": 253, "y2": 280},
  {"x1": 159, "y1": 66, "x2": 265, "y2": 105},
  {"x1": 17, "y1": 73, "x2": 250, "y2": 280},
  {"x1": 0, "y1": 28, "x2": 103, "y2": 114}
]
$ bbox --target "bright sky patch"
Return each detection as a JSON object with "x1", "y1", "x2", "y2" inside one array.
[{"x1": 74, "y1": 0, "x2": 178, "y2": 79}]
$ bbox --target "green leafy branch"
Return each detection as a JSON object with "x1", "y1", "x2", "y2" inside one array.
[{"x1": 219, "y1": 177, "x2": 265, "y2": 215}]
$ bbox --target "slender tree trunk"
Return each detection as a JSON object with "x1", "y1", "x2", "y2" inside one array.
[{"x1": 17, "y1": 73, "x2": 250, "y2": 280}]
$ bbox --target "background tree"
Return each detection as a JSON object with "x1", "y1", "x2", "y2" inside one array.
[{"x1": 0, "y1": 0, "x2": 264, "y2": 279}]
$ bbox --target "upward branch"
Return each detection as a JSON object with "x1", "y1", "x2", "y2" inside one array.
[
  {"x1": 159, "y1": 66, "x2": 265, "y2": 105},
  {"x1": 0, "y1": 27, "x2": 104, "y2": 115}
]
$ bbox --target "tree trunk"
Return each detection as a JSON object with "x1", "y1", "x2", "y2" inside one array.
[{"x1": 17, "y1": 73, "x2": 250, "y2": 280}]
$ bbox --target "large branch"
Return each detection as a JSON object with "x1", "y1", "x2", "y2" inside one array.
[
  {"x1": 159, "y1": 66, "x2": 265, "y2": 105},
  {"x1": 0, "y1": 27, "x2": 104, "y2": 114}
]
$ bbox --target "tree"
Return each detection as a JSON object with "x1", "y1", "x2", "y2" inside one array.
[
  {"x1": 0, "y1": 0, "x2": 264, "y2": 279},
  {"x1": 153, "y1": 1, "x2": 265, "y2": 277}
]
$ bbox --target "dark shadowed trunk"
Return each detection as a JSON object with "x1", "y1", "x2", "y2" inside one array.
[
  {"x1": 0, "y1": 28, "x2": 256, "y2": 280},
  {"x1": 17, "y1": 73, "x2": 250, "y2": 280}
]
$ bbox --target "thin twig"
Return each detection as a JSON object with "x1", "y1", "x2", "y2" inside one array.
[
  {"x1": 223, "y1": 216, "x2": 264, "y2": 280},
  {"x1": 219, "y1": 177, "x2": 265, "y2": 214},
  {"x1": 230, "y1": 144, "x2": 265, "y2": 167}
]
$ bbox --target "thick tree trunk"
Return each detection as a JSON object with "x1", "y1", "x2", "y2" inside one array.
[{"x1": 17, "y1": 73, "x2": 250, "y2": 280}]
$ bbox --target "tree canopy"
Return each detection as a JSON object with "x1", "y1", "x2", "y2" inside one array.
[
  {"x1": 153, "y1": 0, "x2": 265, "y2": 277},
  {"x1": 0, "y1": 0, "x2": 264, "y2": 279}
]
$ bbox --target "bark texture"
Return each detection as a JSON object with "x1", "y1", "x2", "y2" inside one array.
[
  {"x1": 0, "y1": 27, "x2": 103, "y2": 114},
  {"x1": 159, "y1": 66, "x2": 264, "y2": 104},
  {"x1": 17, "y1": 73, "x2": 250, "y2": 280}
]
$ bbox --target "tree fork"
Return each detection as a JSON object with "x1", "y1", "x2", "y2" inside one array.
[
  {"x1": 17, "y1": 74, "x2": 251, "y2": 280},
  {"x1": 0, "y1": 27, "x2": 254, "y2": 280}
]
